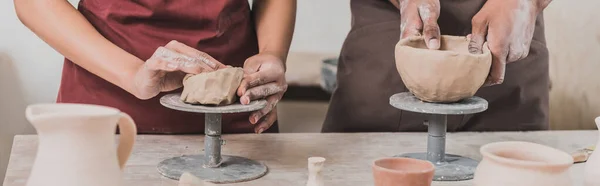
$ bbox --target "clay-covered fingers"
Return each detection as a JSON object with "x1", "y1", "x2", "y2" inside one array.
[
  {"x1": 418, "y1": 2, "x2": 441, "y2": 49},
  {"x1": 485, "y1": 41, "x2": 509, "y2": 86},
  {"x1": 507, "y1": 40, "x2": 531, "y2": 63},
  {"x1": 160, "y1": 71, "x2": 187, "y2": 92},
  {"x1": 148, "y1": 47, "x2": 214, "y2": 74},
  {"x1": 164, "y1": 40, "x2": 227, "y2": 69},
  {"x1": 237, "y1": 54, "x2": 286, "y2": 98},
  {"x1": 468, "y1": 13, "x2": 488, "y2": 54},
  {"x1": 399, "y1": 0, "x2": 441, "y2": 50},
  {"x1": 249, "y1": 94, "x2": 281, "y2": 124},
  {"x1": 254, "y1": 108, "x2": 278, "y2": 134},
  {"x1": 240, "y1": 82, "x2": 287, "y2": 105},
  {"x1": 400, "y1": 8, "x2": 423, "y2": 40},
  {"x1": 237, "y1": 69, "x2": 283, "y2": 97}
]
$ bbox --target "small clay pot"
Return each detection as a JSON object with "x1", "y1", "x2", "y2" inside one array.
[
  {"x1": 474, "y1": 141, "x2": 574, "y2": 186},
  {"x1": 372, "y1": 157, "x2": 434, "y2": 186},
  {"x1": 395, "y1": 35, "x2": 492, "y2": 103}
]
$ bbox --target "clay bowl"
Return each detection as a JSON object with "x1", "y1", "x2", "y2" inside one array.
[
  {"x1": 372, "y1": 157, "x2": 434, "y2": 186},
  {"x1": 395, "y1": 35, "x2": 492, "y2": 103},
  {"x1": 473, "y1": 141, "x2": 574, "y2": 186}
]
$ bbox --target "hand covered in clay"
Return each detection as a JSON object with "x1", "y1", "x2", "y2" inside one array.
[
  {"x1": 133, "y1": 40, "x2": 227, "y2": 99},
  {"x1": 468, "y1": 0, "x2": 552, "y2": 85},
  {"x1": 237, "y1": 52, "x2": 288, "y2": 134},
  {"x1": 393, "y1": 0, "x2": 441, "y2": 49}
]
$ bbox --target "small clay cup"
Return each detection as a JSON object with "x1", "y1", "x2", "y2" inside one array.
[
  {"x1": 372, "y1": 157, "x2": 434, "y2": 186},
  {"x1": 395, "y1": 35, "x2": 492, "y2": 103}
]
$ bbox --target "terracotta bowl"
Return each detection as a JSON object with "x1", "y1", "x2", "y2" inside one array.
[
  {"x1": 395, "y1": 35, "x2": 492, "y2": 103},
  {"x1": 372, "y1": 157, "x2": 434, "y2": 186},
  {"x1": 473, "y1": 141, "x2": 574, "y2": 186}
]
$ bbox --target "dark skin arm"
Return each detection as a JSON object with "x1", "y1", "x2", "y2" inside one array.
[
  {"x1": 469, "y1": 0, "x2": 553, "y2": 85},
  {"x1": 237, "y1": 0, "x2": 296, "y2": 134}
]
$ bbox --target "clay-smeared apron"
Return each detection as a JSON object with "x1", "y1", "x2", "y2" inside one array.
[
  {"x1": 57, "y1": 0, "x2": 279, "y2": 134},
  {"x1": 323, "y1": 0, "x2": 549, "y2": 132}
]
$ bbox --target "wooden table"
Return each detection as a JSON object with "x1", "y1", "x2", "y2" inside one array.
[{"x1": 3, "y1": 131, "x2": 597, "y2": 186}]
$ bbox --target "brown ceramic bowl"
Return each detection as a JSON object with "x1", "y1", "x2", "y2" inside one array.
[
  {"x1": 395, "y1": 35, "x2": 492, "y2": 103},
  {"x1": 372, "y1": 157, "x2": 435, "y2": 186}
]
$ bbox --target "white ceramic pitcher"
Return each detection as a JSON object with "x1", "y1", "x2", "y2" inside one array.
[
  {"x1": 25, "y1": 103, "x2": 137, "y2": 186},
  {"x1": 584, "y1": 116, "x2": 600, "y2": 186}
]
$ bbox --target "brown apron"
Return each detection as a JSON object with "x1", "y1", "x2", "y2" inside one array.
[
  {"x1": 322, "y1": 0, "x2": 549, "y2": 132},
  {"x1": 57, "y1": 0, "x2": 278, "y2": 134}
]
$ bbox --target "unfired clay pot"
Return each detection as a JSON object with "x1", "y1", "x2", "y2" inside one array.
[
  {"x1": 181, "y1": 67, "x2": 244, "y2": 105},
  {"x1": 306, "y1": 157, "x2": 326, "y2": 186},
  {"x1": 473, "y1": 141, "x2": 574, "y2": 186},
  {"x1": 395, "y1": 35, "x2": 492, "y2": 102},
  {"x1": 372, "y1": 157, "x2": 434, "y2": 186},
  {"x1": 25, "y1": 103, "x2": 137, "y2": 186},
  {"x1": 584, "y1": 116, "x2": 600, "y2": 186}
]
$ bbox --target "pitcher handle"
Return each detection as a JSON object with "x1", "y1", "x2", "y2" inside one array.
[{"x1": 117, "y1": 112, "x2": 137, "y2": 170}]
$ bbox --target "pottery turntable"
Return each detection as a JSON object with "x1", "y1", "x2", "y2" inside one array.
[
  {"x1": 389, "y1": 92, "x2": 488, "y2": 181},
  {"x1": 156, "y1": 93, "x2": 268, "y2": 183}
]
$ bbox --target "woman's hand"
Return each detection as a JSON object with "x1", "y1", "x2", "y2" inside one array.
[
  {"x1": 393, "y1": 0, "x2": 441, "y2": 49},
  {"x1": 468, "y1": 0, "x2": 552, "y2": 86},
  {"x1": 132, "y1": 40, "x2": 226, "y2": 99},
  {"x1": 237, "y1": 52, "x2": 288, "y2": 134}
]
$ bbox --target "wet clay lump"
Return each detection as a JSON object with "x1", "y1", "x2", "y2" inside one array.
[
  {"x1": 180, "y1": 67, "x2": 244, "y2": 105},
  {"x1": 395, "y1": 35, "x2": 492, "y2": 103}
]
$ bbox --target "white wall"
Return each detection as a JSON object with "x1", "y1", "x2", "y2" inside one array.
[
  {"x1": 289, "y1": 1, "x2": 351, "y2": 53},
  {"x1": 0, "y1": 0, "x2": 350, "y2": 183},
  {"x1": 545, "y1": 0, "x2": 600, "y2": 130}
]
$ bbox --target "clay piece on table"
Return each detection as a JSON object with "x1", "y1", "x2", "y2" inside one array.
[
  {"x1": 306, "y1": 157, "x2": 326, "y2": 186},
  {"x1": 178, "y1": 172, "x2": 215, "y2": 186},
  {"x1": 372, "y1": 157, "x2": 434, "y2": 186},
  {"x1": 473, "y1": 141, "x2": 573, "y2": 186},
  {"x1": 180, "y1": 67, "x2": 244, "y2": 105},
  {"x1": 572, "y1": 146, "x2": 594, "y2": 163},
  {"x1": 24, "y1": 103, "x2": 137, "y2": 186},
  {"x1": 395, "y1": 35, "x2": 492, "y2": 103},
  {"x1": 584, "y1": 117, "x2": 600, "y2": 186}
]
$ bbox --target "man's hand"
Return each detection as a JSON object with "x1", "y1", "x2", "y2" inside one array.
[
  {"x1": 468, "y1": 0, "x2": 552, "y2": 86},
  {"x1": 394, "y1": 0, "x2": 441, "y2": 49},
  {"x1": 237, "y1": 52, "x2": 288, "y2": 134},
  {"x1": 133, "y1": 40, "x2": 226, "y2": 99}
]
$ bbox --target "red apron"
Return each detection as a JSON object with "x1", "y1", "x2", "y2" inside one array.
[{"x1": 56, "y1": 0, "x2": 277, "y2": 134}]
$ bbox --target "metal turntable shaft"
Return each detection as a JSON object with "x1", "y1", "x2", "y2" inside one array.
[{"x1": 389, "y1": 92, "x2": 488, "y2": 181}]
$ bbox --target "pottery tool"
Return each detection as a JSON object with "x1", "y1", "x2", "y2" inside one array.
[
  {"x1": 389, "y1": 92, "x2": 488, "y2": 181},
  {"x1": 572, "y1": 145, "x2": 595, "y2": 163},
  {"x1": 157, "y1": 93, "x2": 268, "y2": 183}
]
